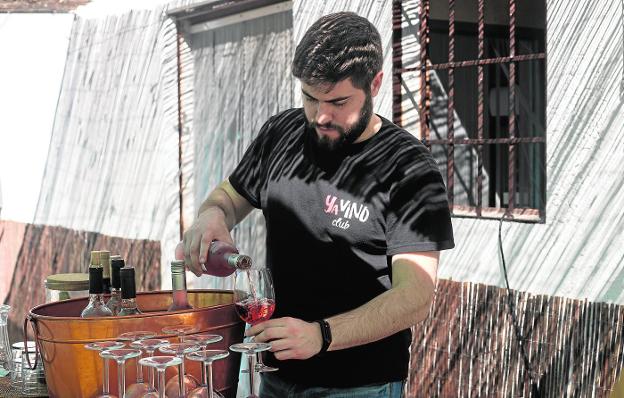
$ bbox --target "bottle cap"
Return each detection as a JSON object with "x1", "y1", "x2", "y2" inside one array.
[
  {"x1": 171, "y1": 260, "x2": 186, "y2": 275},
  {"x1": 120, "y1": 267, "x2": 137, "y2": 299},
  {"x1": 88, "y1": 267, "x2": 104, "y2": 294},
  {"x1": 111, "y1": 258, "x2": 125, "y2": 289},
  {"x1": 89, "y1": 251, "x2": 101, "y2": 268},
  {"x1": 100, "y1": 251, "x2": 111, "y2": 279}
]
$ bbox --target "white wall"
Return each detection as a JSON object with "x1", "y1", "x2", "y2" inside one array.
[
  {"x1": 294, "y1": 0, "x2": 624, "y2": 303},
  {"x1": 398, "y1": 0, "x2": 624, "y2": 303},
  {"x1": 0, "y1": 14, "x2": 74, "y2": 223}
]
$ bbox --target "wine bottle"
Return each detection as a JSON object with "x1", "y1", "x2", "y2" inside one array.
[
  {"x1": 100, "y1": 250, "x2": 111, "y2": 294},
  {"x1": 80, "y1": 267, "x2": 113, "y2": 318},
  {"x1": 167, "y1": 260, "x2": 193, "y2": 311},
  {"x1": 201, "y1": 240, "x2": 252, "y2": 277},
  {"x1": 106, "y1": 256, "x2": 124, "y2": 315},
  {"x1": 118, "y1": 267, "x2": 142, "y2": 316}
]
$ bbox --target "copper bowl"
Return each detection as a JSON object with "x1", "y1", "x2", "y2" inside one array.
[{"x1": 27, "y1": 290, "x2": 245, "y2": 398}]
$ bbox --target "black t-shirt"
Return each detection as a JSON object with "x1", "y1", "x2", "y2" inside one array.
[{"x1": 230, "y1": 108, "x2": 454, "y2": 387}]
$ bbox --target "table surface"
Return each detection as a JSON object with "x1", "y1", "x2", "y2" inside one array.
[{"x1": 0, "y1": 376, "x2": 48, "y2": 397}]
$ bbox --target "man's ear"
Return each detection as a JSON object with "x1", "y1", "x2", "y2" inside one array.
[{"x1": 370, "y1": 71, "x2": 384, "y2": 97}]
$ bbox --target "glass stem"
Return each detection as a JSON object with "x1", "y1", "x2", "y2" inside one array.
[
  {"x1": 207, "y1": 362, "x2": 214, "y2": 398},
  {"x1": 248, "y1": 353, "x2": 255, "y2": 397},
  {"x1": 147, "y1": 350, "x2": 155, "y2": 389},
  {"x1": 200, "y1": 351, "x2": 206, "y2": 386},
  {"x1": 117, "y1": 360, "x2": 125, "y2": 397},
  {"x1": 136, "y1": 351, "x2": 143, "y2": 383},
  {"x1": 103, "y1": 358, "x2": 110, "y2": 394},
  {"x1": 178, "y1": 355, "x2": 186, "y2": 396},
  {"x1": 158, "y1": 369, "x2": 166, "y2": 398}
]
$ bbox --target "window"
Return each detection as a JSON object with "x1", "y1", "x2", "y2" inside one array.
[{"x1": 393, "y1": 0, "x2": 546, "y2": 222}]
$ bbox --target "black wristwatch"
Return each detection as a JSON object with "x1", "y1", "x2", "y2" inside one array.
[{"x1": 314, "y1": 319, "x2": 332, "y2": 356}]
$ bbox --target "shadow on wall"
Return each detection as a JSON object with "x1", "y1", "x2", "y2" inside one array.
[{"x1": 0, "y1": 220, "x2": 161, "y2": 343}]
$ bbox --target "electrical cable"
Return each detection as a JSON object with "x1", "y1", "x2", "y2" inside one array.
[{"x1": 498, "y1": 213, "x2": 541, "y2": 398}]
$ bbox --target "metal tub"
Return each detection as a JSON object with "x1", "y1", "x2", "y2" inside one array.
[{"x1": 27, "y1": 290, "x2": 244, "y2": 398}]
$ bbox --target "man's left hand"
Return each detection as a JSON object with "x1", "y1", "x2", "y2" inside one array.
[{"x1": 245, "y1": 317, "x2": 322, "y2": 360}]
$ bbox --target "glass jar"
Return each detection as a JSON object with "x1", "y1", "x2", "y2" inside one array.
[
  {"x1": 0, "y1": 304, "x2": 11, "y2": 375},
  {"x1": 44, "y1": 273, "x2": 90, "y2": 303},
  {"x1": 11, "y1": 341, "x2": 34, "y2": 388},
  {"x1": 11, "y1": 341, "x2": 47, "y2": 395}
]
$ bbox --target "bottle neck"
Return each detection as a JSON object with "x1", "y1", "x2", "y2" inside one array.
[
  {"x1": 171, "y1": 272, "x2": 187, "y2": 291},
  {"x1": 88, "y1": 293, "x2": 106, "y2": 303},
  {"x1": 121, "y1": 298, "x2": 138, "y2": 309},
  {"x1": 226, "y1": 254, "x2": 252, "y2": 270}
]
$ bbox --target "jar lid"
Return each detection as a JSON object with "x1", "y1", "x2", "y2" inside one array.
[{"x1": 45, "y1": 273, "x2": 90, "y2": 291}]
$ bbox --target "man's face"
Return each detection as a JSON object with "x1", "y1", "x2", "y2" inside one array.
[{"x1": 302, "y1": 78, "x2": 373, "y2": 152}]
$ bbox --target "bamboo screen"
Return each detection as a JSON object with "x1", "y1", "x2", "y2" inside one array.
[
  {"x1": 1, "y1": 220, "x2": 161, "y2": 343},
  {"x1": 409, "y1": 279, "x2": 623, "y2": 397}
]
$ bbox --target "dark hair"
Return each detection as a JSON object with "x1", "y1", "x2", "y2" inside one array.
[{"x1": 292, "y1": 12, "x2": 383, "y2": 91}]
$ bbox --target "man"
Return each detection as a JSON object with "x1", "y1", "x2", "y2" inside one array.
[{"x1": 180, "y1": 11, "x2": 454, "y2": 397}]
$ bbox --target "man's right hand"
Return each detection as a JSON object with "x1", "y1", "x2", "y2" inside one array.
[{"x1": 178, "y1": 206, "x2": 235, "y2": 277}]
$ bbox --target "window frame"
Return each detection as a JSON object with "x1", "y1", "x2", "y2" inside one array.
[{"x1": 392, "y1": 0, "x2": 547, "y2": 223}]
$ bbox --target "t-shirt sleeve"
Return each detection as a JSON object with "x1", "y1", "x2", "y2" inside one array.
[
  {"x1": 385, "y1": 145, "x2": 455, "y2": 255},
  {"x1": 229, "y1": 116, "x2": 276, "y2": 209}
]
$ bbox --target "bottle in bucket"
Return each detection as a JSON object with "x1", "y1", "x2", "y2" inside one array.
[
  {"x1": 168, "y1": 260, "x2": 193, "y2": 311},
  {"x1": 106, "y1": 256, "x2": 124, "y2": 315},
  {"x1": 118, "y1": 267, "x2": 142, "y2": 316},
  {"x1": 81, "y1": 267, "x2": 113, "y2": 318}
]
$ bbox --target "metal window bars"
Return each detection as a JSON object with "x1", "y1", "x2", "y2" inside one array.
[{"x1": 392, "y1": 0, "x2": 546, "y2": 222}]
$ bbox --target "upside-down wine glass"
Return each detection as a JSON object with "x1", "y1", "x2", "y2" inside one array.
[
  {"x1": 100, "y1": 349, "x2": 142, "y2": 398},
  {"x1": 184, "y1": 334, "x2": 222, "y2": 388},
  {"x1": 159, "y1": 342, "x2": 201, "y2": 398},
  {"x1": 139, "y1": 356, "x2": 182, "y2": 398},
  {"x1": 161, "y1": 325, "x2": 198, "y2": 343},
  {"x1": 130, "y1": 339, "x2": 169, "y2": 394},
  {"x1": 233, "y1": 267, "x2": 277, "y2": 373},
  {"x1": 84, "y1": 341, "x2": 126, "y2": 398},
  {"x1": 186, "y1": 350, "x2": 229, "y2": 398},
  {"x1": 228, "y1": 342, "x2": 271, "y2": 398},
  {"x1": 117, "y1": 331, "x2": 156, "y2": 398}
]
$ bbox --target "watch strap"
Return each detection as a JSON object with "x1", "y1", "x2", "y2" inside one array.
[{"x1": 314, "y1": 319, "x2": 332, "y2": 356}]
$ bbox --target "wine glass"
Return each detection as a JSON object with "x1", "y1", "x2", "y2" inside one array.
[
  {"x1": 233, "y1": 267, "x2": 277, "y2": 373},
  {"x1": 139, "y1": 356, "x2": 182, "y2": 398},
  {"x1": 84, "y1": 341, "x2": 126, "y2": 398},
  {"x1": 117, "y1": 331, "x2": 157, "y2": 397},
  {"x1": 100, "y1": 349, "x2": 142, "y2": 398},
  {"x1": 162, "y1": 325, "x2": 198, "y2": 343},
  {"x1": 228, "y1": 342, "x2": 271, "y2": 398},
  {"x1": 184, "y1": 334, "x2": 223, "y2": 385},
  {"x1": 159, "y1": 342, "x2": 201, "y2": 398},
  {"x1": 130, "y1": 339, "x2": 170, "y2": 394},
  {"x1": 186, "y1": 350, "x2": 229, "y2": 398}
]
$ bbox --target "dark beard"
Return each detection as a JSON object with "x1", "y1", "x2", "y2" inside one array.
[{"x1": 306, "y1": 92, "x2": 373, "y2": 152}]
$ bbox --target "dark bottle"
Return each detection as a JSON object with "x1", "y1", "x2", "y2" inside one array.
[
  {"x1": 105, "y1": 256, "x2": 124, "y2": 315},
  {"x1": 118, "y1": 267, "x2": 142, "y2": 316},
  {"x1": 80, "y1": 267, "x2": 113, "y2": 318},
  {"x1": 168, "y1": 260, "x2": 193, "y2": 311},
  {"x1": 100, "y1": 250, "x2": 111, "y2": 294},
  {"x1": 201, "y1": 240, "x2": 252, "y2": 277}
]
